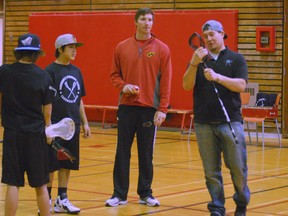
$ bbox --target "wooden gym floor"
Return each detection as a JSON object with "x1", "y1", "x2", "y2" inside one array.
[{"x1": 0, "y1": 125, "x2": 287, "y2": 216}]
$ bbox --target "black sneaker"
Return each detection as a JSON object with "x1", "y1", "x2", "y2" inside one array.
[{"x1": 234, "y1": 206, "x2": 246, "y2": 216}]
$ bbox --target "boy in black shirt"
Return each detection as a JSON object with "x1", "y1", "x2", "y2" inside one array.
[
  {"x1": 45, "y1": 33, "x2": 90, "y2": 214},
  {"x1": 0, "y1": 33, "x2": 55, "y2": 216}
]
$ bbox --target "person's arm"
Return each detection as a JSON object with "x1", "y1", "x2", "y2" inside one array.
[
  {"x1": 183, "y1": 63, "x2": 198, "y2": 91},
  {"x1": 43, "y1": 103, "x2": 52, "y2": 144},
  {"x1": 183, "y1": 47, "x2": 208, "y2": 91},
  {"x1": 202, "y1": 53, "x2": 247, "y2": 93},
  {"x1": 213, "y1": 73, "x2": 246, "y2": 92},
  {"x1": 0, "y1": 93, "x2": 2, "y2": 124},
  {"x1": 203, "y1": 68, "x2": 246, "y2": 92},
  {"x1": 158, "y1": 46, "x2": 172, "y2": 114},
  {"x1": 43, "y1": 103, "x2": 52, "y2": 127},
  {"x1": 79, "y1": 99, "x2": 90, "y2": 138},
  {"x1": 154, "y1": 45, "x2": 172, "y2": 126},
  {"x1": 110, "y1": 45, "x2": 127, "y2": 91}
]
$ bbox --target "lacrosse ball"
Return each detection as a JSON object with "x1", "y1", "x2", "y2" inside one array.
[{"x1": 134, "y1": 86, "x2": 140, "y2": 95}]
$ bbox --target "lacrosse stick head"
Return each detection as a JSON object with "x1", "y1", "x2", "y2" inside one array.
[
  {"x1": 188, "y1": 32, "x2": 212, "y2": 67},
  {"x1": 188, "y1": 32, "x2": 205, "y2": 50},
  {"x1": 46, "y1": 117, "x2": 75, "y2": 140},
  {"x1": 51, "y1": 140, "x2": 76, "y2": 162}
]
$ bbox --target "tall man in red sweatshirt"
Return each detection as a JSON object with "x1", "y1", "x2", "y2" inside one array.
[{"x1": 106, "y1": 7, "x2": 172, "y2": 207}]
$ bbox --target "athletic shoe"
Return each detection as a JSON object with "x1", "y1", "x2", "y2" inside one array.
[
  {"x1": 139, "y1": 195, "x2": 160, "y2": 207},
  {"x1": 234, "y1": 206, "x2": 247, "y2": 216},
  {"x1": 105, "y1": 196, "x2": 128, "y2": 207},
  {"x1": 54, "y1": 195, "x2": 80, "y2": 214},
  {"x1": 210, "y1": 211, "x2": 223, "y2": 216},
  {"x1": 38, "y1": 199, "x2": 52, "y2": 215}
]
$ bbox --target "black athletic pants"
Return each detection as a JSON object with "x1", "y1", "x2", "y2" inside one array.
[{"x1": 112, "y1": 105, "x2": 156, "y2": 200}]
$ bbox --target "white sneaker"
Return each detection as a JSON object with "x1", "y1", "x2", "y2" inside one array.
[
  {"x1": 54, "y1": 195, "x2": 80, "y2": 214},
  {"x1": 38, "y1": 199, "x2": 52, "y2": 215},
  {"x1": 139, "y1": 195, "x2": 160, "y2": 207},
  {"x1": 105, "y1": 196, "x2": 128, "y2": 207}
]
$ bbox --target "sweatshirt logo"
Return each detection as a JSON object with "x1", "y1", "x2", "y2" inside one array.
[{"x1": 147, "y1": 52, "x2": 155, "y2": 57}]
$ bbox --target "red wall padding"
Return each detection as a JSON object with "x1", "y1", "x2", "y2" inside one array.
[{"x1": 29, "y1": 10, "x2": 238, "y2": 127}]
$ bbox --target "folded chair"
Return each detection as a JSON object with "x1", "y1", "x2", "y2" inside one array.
[{"x1": 242, "y1": 93, "x2": 281, "y2": 147}]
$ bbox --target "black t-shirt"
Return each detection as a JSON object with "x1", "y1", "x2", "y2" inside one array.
[
  {"x1": 0, "y1": 62, "x2": 55, "y2": 132},
  {"x1": 45, "y1": 62, "x2": 86, "y2": 133},
  {"x1": 193, "y1": 47, "x2": 248, "y2": 123}
]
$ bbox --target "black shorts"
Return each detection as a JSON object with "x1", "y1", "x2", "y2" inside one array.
[
  {"x1": 1, "y1": 129, "x2": 49, "y2": 188},
  {"x1": 48, "y1": 134, "x2": 80, "y2": 172}
]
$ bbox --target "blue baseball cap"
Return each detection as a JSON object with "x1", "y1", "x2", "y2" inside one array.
[{"x1": 15, "y1": 33, "x2": 42, "y2": 51}]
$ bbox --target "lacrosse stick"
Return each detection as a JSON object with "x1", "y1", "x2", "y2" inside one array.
[
  {"x1": 153, "y1": 126, "x2": 157, "y2": 151},
  {"x1": 1, "y1": 139, "x2": 76, "y2": 162},
  {"x1": 0, "y1": 119, "x2": 75, "y2": 142},
  {"x1": 46, "y1": 118, "x2": 76, "y2": 162},
  {"x1": 51, "y1": 140, "x2": 76, "y2": 162},
  {"x1": 1, "y1": 118, "x2": 75, "y2": 143},
  {"x1": 188, "y1": 32, "x2": 239, "y2": 144},
  {"x1": 45, "y1": 117, "x2": 75, "y2": 140}
]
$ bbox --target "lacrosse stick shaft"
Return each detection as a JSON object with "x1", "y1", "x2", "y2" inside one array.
[
  {"x1": 153, "y1": 126, "x2": 157, "y2": 150},
  {"x1": 204, "y1": 63, "x2": 239, "y2": 144},
  {"x1": 211, "y1": 81, "x2": 239, "y2": 144}
]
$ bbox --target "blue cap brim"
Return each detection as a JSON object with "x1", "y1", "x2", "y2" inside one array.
[{"x1": 14, "y1": 47, "x2": 41, "y2": 51}]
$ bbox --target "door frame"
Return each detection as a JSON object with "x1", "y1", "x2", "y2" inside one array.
[{"x1": 282, "y1": 0, "x2": 288, "y2": 138}]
